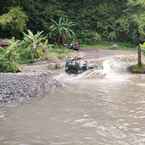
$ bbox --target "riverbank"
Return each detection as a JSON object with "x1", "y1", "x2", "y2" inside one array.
[
  {"x1": 0, "y1": 47, "x2": 138, "y2": 105},
  {"x1": 81, "y1": 41, "x2": 136, "y2": 50},
  {"x1": 0, "y1": 72, "x2": 61, "y2": 105}
]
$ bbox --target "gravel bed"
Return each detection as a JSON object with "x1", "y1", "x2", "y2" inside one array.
[{"x1": 0, "y1": 72, "x2": 59, "y2": 104}]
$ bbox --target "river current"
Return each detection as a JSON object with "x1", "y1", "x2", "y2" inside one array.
[{"x1": 1, "y1": 55, "x2": 145, "y2": 145}]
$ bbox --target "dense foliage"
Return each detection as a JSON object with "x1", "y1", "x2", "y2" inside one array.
[
  {"x1": 0, "y1": 7, "x2": 28, "y2": 38},
  {"x1": 0, "y1": 30, "x2": 73, "y2": 72},
  {"x1": 1, "y1": 0, "x2": 145, "y2": 43},
  {"x1": 49, "y1": 17, "x2": 76, "y2": 44},
  {"x1": 0, "y1": 38, "x2": 20, "y2": 72},
  {"x1": 0, "y1": 31, "x2": 49, "y2": 72},
  {"x1": 20, "y1": 30, "x2": 48, "y2": 62}
]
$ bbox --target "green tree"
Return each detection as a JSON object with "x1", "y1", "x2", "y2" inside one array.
[
  {"x1": 0, "y1": 7, "x2": 28, "y2": 38},
  {"x1": 49, "y1": 17, "x2": 76, "y2": 44},
  {"x1": 1, "y1": 0, "x2": 145, "y2": 43}
]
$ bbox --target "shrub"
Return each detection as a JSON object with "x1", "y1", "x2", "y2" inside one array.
[
  {"x1": 108, "y1": 32, "x2": 117, "y2": 41},
  {"x1": 0, "y1": 38, "x2": 20, "y2": 72},
  {"x1": 129, "y1": 64, "x2": 145, "y2": 74},
  {"x1": 0, "y1": 30, "x2": 49, "y2": 72},
  {"x1": 0, "y1": 7, "x2": 28, "y2": 38},
  {"x1": 79, "y1": 31, "x2": 102, "y2": 44},
  {"x1": 18, "y1": 30, "x2": 48, "y2": 63}
]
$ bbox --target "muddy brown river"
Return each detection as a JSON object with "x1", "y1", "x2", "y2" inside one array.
[{"x1": 1, "y1": 54, "x2": 145, "y2": 145}]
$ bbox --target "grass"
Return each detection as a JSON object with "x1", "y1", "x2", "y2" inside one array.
[
  {"x1": 17, "y1": 45, "x2": 73, "y2": 64},
  {"x1": 129, "y1": 64, "x2": 145, "y2": 73},
  {"x1": 81, "y1": 41, "x2": 136, "y2": 50},
  {"x1": 3, "y1": 40, "x2": 137, "y2": 66},
  {"x1": 45, "y1": 41, "x2": 136, "y2": 60},
  {"x1": 47, "y1": 45, "x2": 73, "y2": 59}
]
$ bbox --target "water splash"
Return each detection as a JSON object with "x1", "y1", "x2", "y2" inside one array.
[
  {"x1": 100, "y1": 58, "x2": 129, "y2": 81},
  {"x1": 55, "y1": 55, "x2": 136, "y2": 82}
]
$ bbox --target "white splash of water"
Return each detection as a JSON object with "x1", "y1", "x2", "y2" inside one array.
[
  {"x1": 55, "y1": 56, "x2": 134, "y2": 82},
  {"x1": 101, "y1": 58, "x2": 130, "y2": 81}
]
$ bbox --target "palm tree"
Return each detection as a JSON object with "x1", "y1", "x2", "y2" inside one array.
[{"x1": 49, "y1": 17, "x2": 76, "y2": 45}]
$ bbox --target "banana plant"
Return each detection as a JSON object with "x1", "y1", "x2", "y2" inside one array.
[
  {"x1": 4, "y1": 38, "x2": 19, "y2": 63},
  {"x1": 49, "y1": 16, "x2": 76, "y2": 45},
  {"x1": 23, "y1": 30, "x2": 48, "y2": 61},
  {"x1": 0, "y1": 37, "x2": 20, "y2": 72}
]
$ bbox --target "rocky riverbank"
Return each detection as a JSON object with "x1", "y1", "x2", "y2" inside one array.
[
  {"x1": 0, "y1": 49, "x2": 138, "y2": 105},
  {"x1": 0, "y1": 72, "x2": 60, "y2": 104}
]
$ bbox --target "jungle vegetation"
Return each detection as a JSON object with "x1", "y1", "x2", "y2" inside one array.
[
  {"x1": 0, "y1": 0, "x2": 145, "y2": 44},
  {"x1": 1, "y1": 0, "x2": 145, "y2": 72}
]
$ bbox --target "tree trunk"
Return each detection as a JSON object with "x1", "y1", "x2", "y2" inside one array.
[
  {"x1": 138, "y1": 45, "x2": 142, "y2": 66},
  {"x1": 57, "y1": 35, "x2": 61, "y2": 45}
]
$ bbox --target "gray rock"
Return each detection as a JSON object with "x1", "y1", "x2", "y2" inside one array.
[{"x1": 0, "y1": 72, "x2": 60, "y2": 104}]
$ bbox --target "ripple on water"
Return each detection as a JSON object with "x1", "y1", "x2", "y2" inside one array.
[
  {"x1": 0, "y1": 111, "x2": 5, "y2": 120},
  {"x1": 96, "y1": 124, "x2": 127, "y2": 139},
  {"x1": 2, "y1": 55, "x2": 145, "y2": 145},
  {"x1": 82, "y1": 121, "x2": 98, "y2": 128}
]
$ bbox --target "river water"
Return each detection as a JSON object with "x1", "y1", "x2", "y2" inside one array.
[{"x1": 1, "y1": 55, "x2": 145, "y2": 145}]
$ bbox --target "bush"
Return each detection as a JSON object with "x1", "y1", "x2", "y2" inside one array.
[
  {"x1": 0, "y1": 7, "x2": 28, "y2": 38},
  {"x1": 129, "y1": 64, "x2": 145, "y2": 74},
  {"x1": 79, "y1": 31, "x2": 102, "y2": 44},
  {"x1": 18, "y1": 30, "x2": 48, "y2": 63},
  {"x1": 0, "y1": 30, "x2": 49, "y2": 72},
  {"x1": 0, "y1": 38, "x2": 20, "y2": 72}
]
